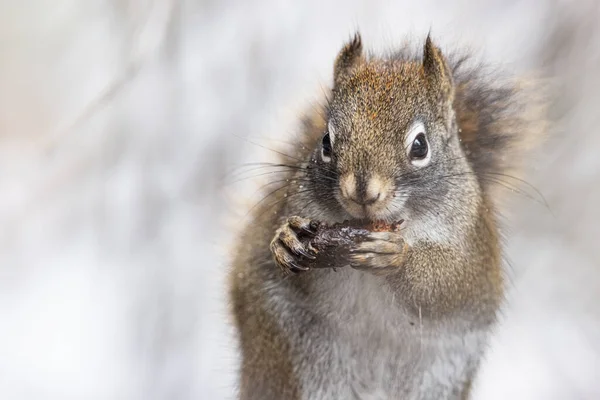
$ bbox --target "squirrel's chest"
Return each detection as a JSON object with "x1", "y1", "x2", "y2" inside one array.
[{"x1": 309, "y1": 270, "x2": 485, "y2": 399}]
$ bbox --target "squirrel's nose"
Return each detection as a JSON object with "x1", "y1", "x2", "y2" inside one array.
[
  {"x1": 350, "y1": 190, "x2": 381, "y2": 206},
  {"x1": 340, "y1": 174, "x2": 387, "y2": 206}
]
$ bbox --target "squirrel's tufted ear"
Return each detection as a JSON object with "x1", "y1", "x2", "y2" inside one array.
[
  {"x1": 334, "y1": 32, "x2": 364, "y2": 85},
  {"x1": 423, "y1": 34, "x2": 454, "y2": 103}
]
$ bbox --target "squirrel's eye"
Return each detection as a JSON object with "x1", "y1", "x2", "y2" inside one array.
[
  {"x1": 321, "y1": 133, "x2": 332, "y2": 162},
  {"x1": 409, "y1": 133, "x2": 428, "y2": 160}
]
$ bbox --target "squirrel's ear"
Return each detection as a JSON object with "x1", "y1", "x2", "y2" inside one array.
[
  {"x1": 423, "y1": 34, "x2": 454, "y2": 102},
  {"x1": 334, "y1": 32, "x2": 364, "y2": 85}
]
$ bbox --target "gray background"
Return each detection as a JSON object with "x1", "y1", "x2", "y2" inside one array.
[{"x1": 0, "y1": 0, "x2": 599, "y2": 399}]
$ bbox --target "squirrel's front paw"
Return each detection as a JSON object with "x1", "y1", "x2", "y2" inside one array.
[
  {"x1": 270, "y1": 216, "x2": 318, "y2": 274},
  {"x1": 349, "y1": 232, "x2": 408, "y2": 274}
]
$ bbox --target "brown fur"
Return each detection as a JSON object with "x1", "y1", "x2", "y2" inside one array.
[{"x1": 228, "y1": 32, "x2": 547, "y2": 399}]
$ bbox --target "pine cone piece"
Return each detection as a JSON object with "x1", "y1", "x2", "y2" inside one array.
[{"x1": 299, "y1": 220, "x2": 403, "y2": 269}]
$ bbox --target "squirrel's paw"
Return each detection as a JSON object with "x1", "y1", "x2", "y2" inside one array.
[
  {"x1": 270, "y1": 216, "x2": 317, "y2": 274},
  {"x1": 349, "y1": 232, "x2": 408, "y2": 274}
]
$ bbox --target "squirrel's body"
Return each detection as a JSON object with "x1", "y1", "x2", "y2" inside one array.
[{"x1": 229, "y1": 34, "x2": 545, "y2": 400}]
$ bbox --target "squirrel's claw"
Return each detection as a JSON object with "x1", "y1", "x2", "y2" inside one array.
[
  {"x1": 288, "y1": 216, "x2": 318, "y2": 235},
  {"x1": 270, "y1": 239, "x2": 310, "y2": 274},
  {"x1": 349, "y1": 232, "x2": 407, "y2": 273},
  {"x1": 278, "y1": 227, "x2": 316, "y2": 260},
  {"x1": 270, "y1": 216, "x2": 317, "y2": 274}
]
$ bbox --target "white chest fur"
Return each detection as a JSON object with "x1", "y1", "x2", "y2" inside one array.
[{"x1": 299, "y1": 268, "x2": 488, "y2": 400}]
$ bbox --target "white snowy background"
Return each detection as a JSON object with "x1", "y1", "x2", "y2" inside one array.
[{"x1": 1, "y1": 0, "x2": 599, "y2": 399}]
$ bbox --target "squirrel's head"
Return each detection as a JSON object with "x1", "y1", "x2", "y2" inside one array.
[{"x1": 307, "y1": 33, "x2": 477, "y2": 223}]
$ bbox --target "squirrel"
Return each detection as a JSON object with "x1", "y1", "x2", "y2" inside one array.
[{"x1": 228, "y1": 32, "x2": 547, "y2": 400}]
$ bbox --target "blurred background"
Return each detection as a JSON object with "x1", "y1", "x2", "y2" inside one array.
[{"x1": 1, "y1": 0, "x2": 599, "y2": 399}]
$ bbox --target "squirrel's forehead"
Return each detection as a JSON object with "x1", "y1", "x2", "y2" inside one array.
[
  {"x1": 331, "y1": 87, "x2": 422, "y2": 127},
  {"x1": 329, "y1": 62, "x2": 429, "y2": 135},
  {"x1": 347, "y1": 62, "x2": 423, "y2": 89},
  {"x1": 334, "y1": 64, "x2": 425, "y2": 107}
]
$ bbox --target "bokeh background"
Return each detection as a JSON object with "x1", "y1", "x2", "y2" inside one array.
[{"x1": 1, "y1": 0, "x2": 599, "y2": 399}]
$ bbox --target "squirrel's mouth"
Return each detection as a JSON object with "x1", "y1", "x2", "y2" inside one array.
[
  {"x1": 338, "y1": 197, "x2": 406, "y2": 225},
  {"x1": 334, "y1": 185, "x2": 406, "y2": 223}
]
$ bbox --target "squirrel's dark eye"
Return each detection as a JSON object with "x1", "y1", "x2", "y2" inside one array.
[
  {"x1": 409, "y1": 133, "x2": 428, "y2": 160},
  {"x1": 321, "y1": 132, "x2": 332, "y2": 161}
]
